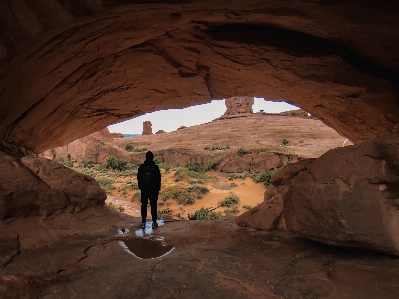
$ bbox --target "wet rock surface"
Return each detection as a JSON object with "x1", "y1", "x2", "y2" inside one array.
[{"x1": 1, "y1": 211, "x2": 399, "y2": 299}]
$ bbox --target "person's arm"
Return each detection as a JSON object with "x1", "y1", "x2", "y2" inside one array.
[
  {"x1": 137, "y1": 165, "x2": 142, "y2": 190},
  {"x1": 156, "y1": 166, "x2": 161, "y2": 191}
]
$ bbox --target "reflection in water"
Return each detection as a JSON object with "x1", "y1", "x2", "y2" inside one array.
[
  {"x1": 118, "y1": 220, "x2": 173, "y2": 259},
  {"x1": 119, "y1": 238, "x2": 174, "y2": 259}
]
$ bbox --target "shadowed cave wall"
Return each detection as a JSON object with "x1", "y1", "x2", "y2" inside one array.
[{"x1": 0, "y1": 0, "x2": 399, "y2": 153}]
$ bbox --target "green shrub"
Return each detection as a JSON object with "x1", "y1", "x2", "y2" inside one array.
[
  {"x1": 186, "y1": 162, "x2": 200, "y2": 172},
  {"x1": 174, "y1": 167, "x2": 216, "y2": 182},
  {"x1": 105, "y1": 156, "x2": 129, "y2": 171},
  {"x1": 131, "y1": 191, "x2": 141, "y2": 202},
  {"x1": 243, "y1": 205, "x2": 253, "y2": 210},
  {"x1": 160, "y1": 185, "x2": 194, "y2": 205},
  {"x1": 157, "y1": 208, "x2": 171, "y2": 219},
  {"x1": 62, "y1": 161, "x2": 73, "y2": 167},
  {"x1": 125, "y1": 144, "x2": 134, "y2": 152},
  {"x1": 194, "y1": 207, "x2": 222, "y2": 220},
  {"x1": 282, "y1": 139, "x2": 289, "y2": 146},
  {"x1": 219, "y1": 194, "x2": 239, "y2": 207},
  {"x1": 54, "y1": 157, "x2": 64, "y2": 163},
  {"x1": 230, "y1": 182, "x2": 238, "y2": 187},
  {"x1": 228, "y1": 172, "x2": 248, "y2": 180},
  {"x1": 79, "y1": 160, "x2": 94, "y2": 168},
  {"x1": 224, "y1": 204, "x2": 239, "y2": 214},
  {"x1": 67, "y1": 153, "x2": 71, "y2": 162},
  {"x1": 204, "y1": 146, "x2": 230, "y2": 151},
  {"x1": 188, "y1": 184, "x2": 209, "y2": 194},
  {"x1": 251, "y1": 170, "x2": 275, "y2": 187},
  {"x1": 201, "y1": 162, "x2": 216, "y2": 173},
  {"x1": 237, "y1": 147, "x2": 250, "y2": 156},
  {"x1": 97, "y1": 177, "x2": 115, "y2": 192}
]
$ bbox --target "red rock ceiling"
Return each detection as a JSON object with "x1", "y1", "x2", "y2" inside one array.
[{"x1": 0, "y1": 0, "x2": 398, "y2": 152}]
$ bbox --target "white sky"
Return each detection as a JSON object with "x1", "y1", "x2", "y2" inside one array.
[{"x1": 108, "y1": 97, "x2": 299, "y2": 134}]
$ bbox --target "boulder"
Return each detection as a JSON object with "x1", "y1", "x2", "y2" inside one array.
[
  {"x1": 239, "y1": 135, "x2": 399, "y2": 255},
  {"x1": 0, "y1": 151, "x2": 105, "y2": 219},
  {"x1": 236, "y1": 159, "x2": 314, "y2": 230},
  {"x1": 285, "y1": 135, "x2": 399, "y2": 255}
]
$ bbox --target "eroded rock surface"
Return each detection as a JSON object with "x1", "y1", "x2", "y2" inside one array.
[
  {"x1": 223, "y1": 96, "x2": 254, "y2": 116},
  {"x1": 40, "y1": 128, "x2": 129, "y2": 164},
  {"x1": 0, "y1": 1, "x2": 398, "y2": 151},
  {"x1": 239, "y1": 134, "x2": 399, "y2": 255},
  {"x1": 0, "y1": 151, "x2": 105, "y2": 219}
]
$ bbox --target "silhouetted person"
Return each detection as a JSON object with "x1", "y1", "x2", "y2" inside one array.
[{"x1": 137, "y1": 151, "x2": 161, "y2": 228}]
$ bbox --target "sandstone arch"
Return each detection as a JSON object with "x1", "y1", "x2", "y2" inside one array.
[{"x1": 0, "y1": 0, "x2": 398, "y2": 153}]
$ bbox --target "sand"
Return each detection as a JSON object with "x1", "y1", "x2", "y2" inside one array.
[{"x1": 105, "y1": 169, "x2": 266, "y2": 220}]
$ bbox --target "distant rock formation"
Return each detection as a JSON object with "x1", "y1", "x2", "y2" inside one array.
[
  {"x1": 224, "y1": 96, "x2": 254, "y2": 116},
  {"x1": 155, "y1": 130, "x2": 166, "y2": 134},
  {"x1": 40, "y1": 128, "x2": 129, "y2": 164},
  {"x1": 177, "y1": 126, "x2": 187, "y2": 130},
  {"x1": 142, "y1": 121, "x2": 152, "y2": 135},
  {"x1": 110, "y1": 132, "x2": 124, "y2": 138}
]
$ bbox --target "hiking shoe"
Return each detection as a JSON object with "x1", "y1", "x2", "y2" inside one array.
[
  {"x1": 152, "y1": 221, "x2": 158, "y2": 228},
  {"x1": 141, "y1": 222, "x2": 146, "y2": 228}
]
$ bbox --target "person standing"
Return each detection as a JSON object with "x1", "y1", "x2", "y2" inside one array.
[{"x1": 137, "y1": 151, "x2": 161, "y2": 228}]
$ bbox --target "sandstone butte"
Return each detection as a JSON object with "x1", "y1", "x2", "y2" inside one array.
[{"x1": 1, "y1": 1, "x2": 399, "y2": 298}]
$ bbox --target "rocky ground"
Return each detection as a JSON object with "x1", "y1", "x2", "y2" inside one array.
[{"x1": 2, "y1": 207, "x2": 399, "y2": 299}]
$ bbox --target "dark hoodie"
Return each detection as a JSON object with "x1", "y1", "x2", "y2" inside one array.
[{"x1": 137, "y1": 159, "x2": 161, "y2": 191}]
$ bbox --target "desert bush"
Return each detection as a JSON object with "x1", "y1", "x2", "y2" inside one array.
[
  {"x1": 157, "y1": 208, "x2": 172, "y2": 219},
  {"x1": 174, "y1": 167, "x2": 216, "y2": 182},
  {"x1": 237, "y1": 147, "x2": 250, "y2": 156},
  {"x1": 186, "y1": 162, "x2": 200, "y2": 172},
  {"x1": 54, "y1": 157, "x2": 64, "y2": 163},
  {"x1": 131, "y1": 191, "x2": 141, "y2": 202},
  {"x1": 228, "y1": 172, "x2": 248, "y2": 180},
  {"x1": 219, "y1": 194, "x2": 239, "y2": 207},
  {"x1": 204, "y1": 146, "x2": 230, "y2": 151},
  {"x1": 194, "y1": 207, "x2": 222, "y2": 220},
  {"x1": 125, "y1": 144, "x2": 134, "y2": 152},
  {"x1": 160, "y1": 185, "x2": 194, "y2": 205},
  {"x1": 243, "y1": 205, "x2": 253, "y2": 210},
  {"x1": 62, "y1": 161, "x2": 73, "y2": 167},
  {"x1": 188, "y1": 184, "x2": 209, "y2": 195},
  {"x1": 78, "y1": 160, "x2": 94, "y2": 168},
  {"x1": 105, "y1": 156, "x2": 129, "y2": 171},
  {"x1": 251, "y1": 170, "x2": 275, "y2": 187},
  {"x1": 201, "y1": 162, "x2": 216, "y2": 173},
  {"x1": 189, "y1": 178, "x2": 205, "y2": 184},
  {"x1": 282, "y1": 138, "x2": 289, "y2": 146},
  {"x1": 224, "y1": 204, "x2": 239, "y2": 214},
  {"x1": 96, "y1": 177, "x2": 115, "y2": 192},
  {"x1": 230, "y1": 182, "x2": 238, "y2": 187}
]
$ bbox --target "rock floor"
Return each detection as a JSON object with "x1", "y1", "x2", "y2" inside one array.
[{"x1": 1, "y1": 207, "x2": 399, "y2": 299}]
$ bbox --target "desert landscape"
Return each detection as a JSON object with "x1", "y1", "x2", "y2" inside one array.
[
  {"x1": 43, "y1": 110, "x2": 348, "y2": 222},
  {"x1": 2, "y1": 1, "x2": 399, "y2": 298}
]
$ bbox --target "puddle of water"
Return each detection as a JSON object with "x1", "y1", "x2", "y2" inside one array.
[
  {"x1": 118, "y1": 238, "x2": 174, "y2": 259},
  {"x1": 118, "y1": 220, "x2": 173, "y2": 259}
]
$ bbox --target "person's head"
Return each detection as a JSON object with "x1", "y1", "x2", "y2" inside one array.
[{"x1": 145, "y1": 151, "x2": 154, "y2": 161}]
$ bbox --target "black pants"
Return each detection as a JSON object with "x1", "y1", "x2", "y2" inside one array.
[{"x1": 140, "y1": 189, "x2": 158, "y2": 222}]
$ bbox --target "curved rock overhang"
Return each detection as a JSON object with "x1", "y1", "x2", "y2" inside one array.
[{"x1": 0, "y1": 0, "x2": 399, "y2": 153}]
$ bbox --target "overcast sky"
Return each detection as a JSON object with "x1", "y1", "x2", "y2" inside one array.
[{"x1": 108, "y1": 97, "x2": 299, "y2": 134}]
